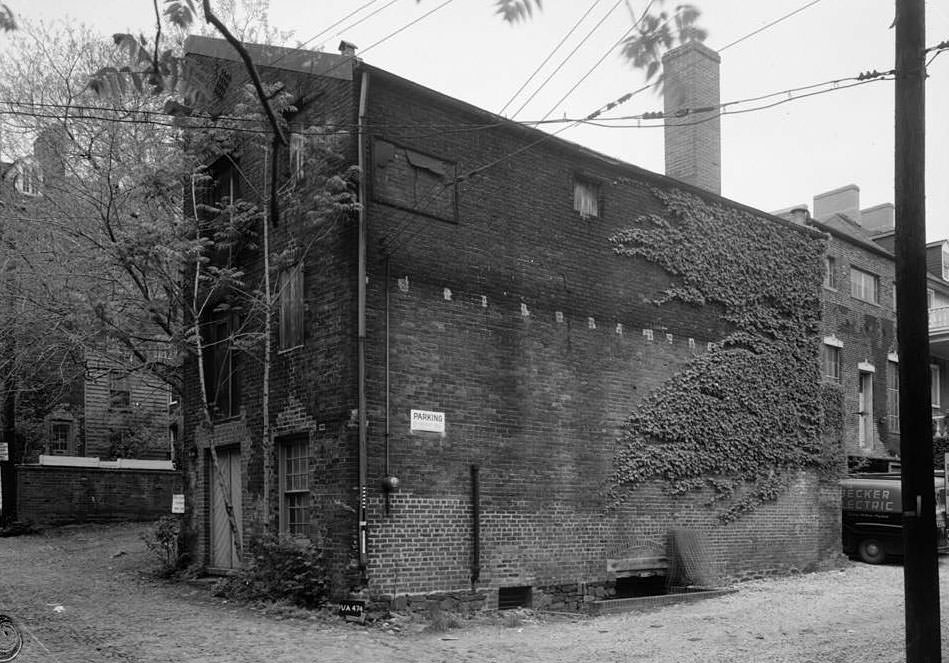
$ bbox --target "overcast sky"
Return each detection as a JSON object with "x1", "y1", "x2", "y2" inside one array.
[{"x1": 6, "y1": 0, "x2": 949, "y2": 240}]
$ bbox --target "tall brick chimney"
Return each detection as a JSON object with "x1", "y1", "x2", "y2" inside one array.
[{"x1": 662, "y1": 41, "x2": 721, "y2": 195}]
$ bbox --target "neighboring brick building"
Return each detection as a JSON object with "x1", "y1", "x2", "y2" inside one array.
[
  {"x1": 181, "y1": 36, "x2": 840, "y2": 607},
  {"x1": 777, "y1": 185, "x2": 949, "y2": 470},
  {"x1": 0, "y1": 135, "x2": 173, "y2": 462}
]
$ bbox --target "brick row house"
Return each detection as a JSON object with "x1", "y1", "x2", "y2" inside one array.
[
  {"x1": 777, "y1": 185, "x2": 949, "y2": 472},
  {"x1": 181, "y1": 36, "x2": 842, "y2": 608}
]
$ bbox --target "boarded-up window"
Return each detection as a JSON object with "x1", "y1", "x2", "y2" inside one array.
[
  {"x1": 202, "y1": 312, "x2": 241, "y2": 419},
  {"x1": 373, "y1": 139, "x2": 456, "y2": 221},
  {"x1": 289, "y1": 133, "x2": 306, "y2": 182},
  {"x1": 573, "y1": 179, "x2": 599, "y2": 218},
  {"x1": 279, "y1": 262, "x2": 304, "y2": 350}
]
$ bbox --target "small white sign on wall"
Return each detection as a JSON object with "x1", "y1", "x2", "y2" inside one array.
[
  {"x1": 171, "y1": 494, "x2": 185, "y2": 514},
  {"x1": 410, "y1": 409, "x2": 445, "y2": 433}
]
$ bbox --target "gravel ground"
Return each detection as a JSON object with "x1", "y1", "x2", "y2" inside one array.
[{"x1": 1, "y1": 522, "x2": 948, "y2": 662}]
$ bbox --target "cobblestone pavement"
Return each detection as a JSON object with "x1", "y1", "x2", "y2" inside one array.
[{"x1": 2, "y1": 522, "x2": 948, "y2": 662}]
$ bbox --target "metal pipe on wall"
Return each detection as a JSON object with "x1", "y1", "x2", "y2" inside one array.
[
  {"x1": 356, "y1": 70, "x2": 370, "y2": 573},
  {"x1": 471, "y1": 464, "x2": 481, "y2": 585}
]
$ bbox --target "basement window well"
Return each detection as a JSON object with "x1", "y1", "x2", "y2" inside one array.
[{"x1": 497, "y1": 586, "x2": 532, "y2": 610}]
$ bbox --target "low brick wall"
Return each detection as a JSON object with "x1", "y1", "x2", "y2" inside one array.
[{"x1": 16, "y1": 465, "x2": 181, "y2": 526}]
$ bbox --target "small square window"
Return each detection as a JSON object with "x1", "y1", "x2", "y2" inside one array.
[{"x1": 573, "y1": 179, "x2": 599, "y2": 219}]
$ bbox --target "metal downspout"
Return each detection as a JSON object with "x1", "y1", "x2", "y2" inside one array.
[{"x1": 357, "y1": 70, "x2": 370, "y2": 574}]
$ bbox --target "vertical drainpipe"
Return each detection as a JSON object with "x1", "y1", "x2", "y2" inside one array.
[
  {"x1": 384, "y1": 256, "x2": 391, "y2": 516},
  {"x1": 357, "y1": 70, "x2": 370, "y2": 575}
]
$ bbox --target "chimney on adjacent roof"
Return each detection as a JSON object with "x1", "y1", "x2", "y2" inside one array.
[
  {"x1": 662, "y1": 41, "x2": 721, "y2": 195},
  {"x1": 338, "y1": 40, "x2": 358, "y2": 58},
  {"x1": 860, "y1": 203, "x2": 895, "y2": 233},
  {"x1": 813, "y1": 184, "x2": 860, "y2": 222},
  {"x1": 770, "y1": 204, "x2": 810, "y2": 226}
]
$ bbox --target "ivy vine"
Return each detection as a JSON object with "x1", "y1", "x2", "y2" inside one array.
[{"x1": 609, "y1": 188, "x2": 842, "y2": 521}]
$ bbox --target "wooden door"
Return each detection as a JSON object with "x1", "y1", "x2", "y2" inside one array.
[{"x1": 209, "y1": 447, "x2": 242, "y2": 569}]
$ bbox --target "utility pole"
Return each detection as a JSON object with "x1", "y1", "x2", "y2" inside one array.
[{"x1": 894, "y1": 1, "x2": 941, "y2": 661}]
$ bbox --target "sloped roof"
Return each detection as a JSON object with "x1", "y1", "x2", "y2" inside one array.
[{"x1": 809, "y1": 212, "x2": 893, "y2": 259}]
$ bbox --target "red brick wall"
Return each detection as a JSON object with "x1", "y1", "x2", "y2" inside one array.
[{"x1": 16, "y1": 465, "x2": 180, "y2": 526}]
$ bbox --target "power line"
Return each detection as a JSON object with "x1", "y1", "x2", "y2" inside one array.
[
  {"x1": 506, "y1": 0, "x2": 621, "y2": 119},
  {"x1": 359, "y1": 0, "x2": 458, "y2": 57},
  {"x1": 379, "y1": 68, "x2": 895, "y2": 254},
  {"x1": 716, "y1": 0, "x2": 823, "y2": 53},
  {"x1": 498, "y1": 0, "x2": 607, "y2": 116},
  {"x1": 537, "y1": 0, "x2": 659, "y2": 123}
]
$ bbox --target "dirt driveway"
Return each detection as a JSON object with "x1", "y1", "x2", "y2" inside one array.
[{"x1": 1, "y1": 522, "x2": 948, "y2": 662}]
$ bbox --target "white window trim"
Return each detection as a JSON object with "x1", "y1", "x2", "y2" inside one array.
[
  {"x1": 823, "y1": 335, "x2": 844, "y2": 348},
  {"x1": 858, "y1": 361, "x2": 876, "y2": 373}
]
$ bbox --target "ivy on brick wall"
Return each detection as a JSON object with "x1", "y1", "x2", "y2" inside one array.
[{"x1": 609, "y1": 188, "x2": 843, "y2": 521}]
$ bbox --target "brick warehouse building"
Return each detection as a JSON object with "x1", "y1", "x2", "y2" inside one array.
[{"x1": 181, "y1": 36, "x2": 841, "y2": 608}]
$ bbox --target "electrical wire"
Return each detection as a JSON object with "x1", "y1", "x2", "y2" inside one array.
[
  {"x1": 716, "y1": 0, "x2": 823, "y2": 53},
  {"x1": 359, "y1": 0, "x2": 458, "y2": 57},
  {"x1": 537, "y1": 0, "x2": 659, "y2": 123},
  {"x1": 378, "y1": 68, "x2": 895, "y2": 255},
  {"x1": 507, "y1": 0, "x2": 623, "y2": 120},
  {"x1": 497, "y1": 0, "x2": 607, "y2": 117}
]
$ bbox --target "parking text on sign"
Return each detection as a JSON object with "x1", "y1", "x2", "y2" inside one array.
[{"x1": 410, "y1": 409, "x2": 445, "y2": 433}]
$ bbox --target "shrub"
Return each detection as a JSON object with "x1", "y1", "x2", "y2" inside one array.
[
  {"x1": 219, "y1": 533, "x2": 327, "y2": 608},
  {"x1": 142, "y1": 516, "x2": 182, "y2": 575}
]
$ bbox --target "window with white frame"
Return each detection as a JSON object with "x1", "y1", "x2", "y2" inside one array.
[
  {"x1": 928, "y1": 288, "x2": 936, "y2": 309},
  {"x1": 49, "y1": 420, "x2": 72, "y2": 455},
  {"x1": 887, "y1": 361, "x2": 900, "y2": 433},
  {"x1": 823, "y1": 256, "x2": 837, "y2": 289},
  {"x1": 932, "y1": 364, "x2": 942, "y2": 408},
  {"x1": 573, "y1": 179, "x2": 599, "y2": 219},
  {"x1": 850, "y1": 267, "x2": 880, "y2": 304},
  {"x1": 942, "y1": 244, "x2": 949, "y2": 280},
  {"x1": 822, "y1": 342, "x2": 842, "y2": 383},
  {"x1": 279, "y1": 437, "x2": 309, "y2": 537}
]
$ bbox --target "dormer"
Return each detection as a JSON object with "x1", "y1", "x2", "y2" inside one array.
[{"x1": 925, "y1": 240, "x2": 949, "y2": 282}]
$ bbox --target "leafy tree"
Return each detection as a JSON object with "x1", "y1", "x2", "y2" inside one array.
[{"x1": 0, "y1": 4, "x2": 14, "y2": 33}]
